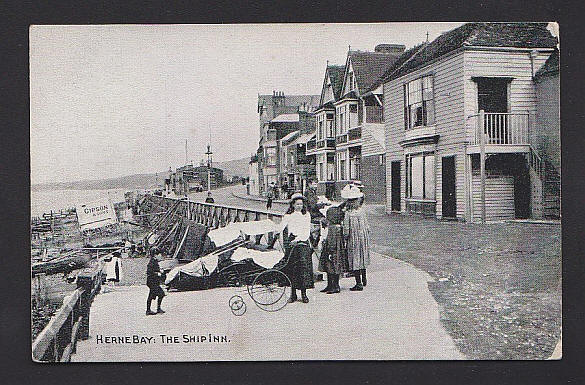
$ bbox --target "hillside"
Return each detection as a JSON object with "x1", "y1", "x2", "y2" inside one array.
[{"x1": 31, "y1": 157, "x2": 250, "y2": 191}]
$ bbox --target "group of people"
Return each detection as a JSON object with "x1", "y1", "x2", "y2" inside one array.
[
  {"x1": 278, "y1": 181, "x2": 371, "y2": 304},
  {"x1": 142, "y1": 180, "x2": 371, "y2": 315}
]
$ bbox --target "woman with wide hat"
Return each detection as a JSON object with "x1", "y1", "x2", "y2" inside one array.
[
  {"x1": 279, "y1": 192, "x2": 314, "y2": 303},
  {"x1": 341, "y1": 184, "x2": 371, "y2": 291}
]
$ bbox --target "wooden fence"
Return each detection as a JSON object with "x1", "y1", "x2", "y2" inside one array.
[
  {"x1": 146, "y1": 195, "x2": 283, "y2": 229},
  {"x1": 32, "y1": 266, "x2": 103, "y2": 362}
]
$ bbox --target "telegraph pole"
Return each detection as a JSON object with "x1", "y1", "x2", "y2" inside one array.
[{"x1": 205, "y1": 144, "x2": 213, "y2": 192}]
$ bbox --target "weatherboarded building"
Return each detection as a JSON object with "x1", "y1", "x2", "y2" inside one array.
[{"x1": 382, "y1": 22, "x2": 559, "y2": 222}]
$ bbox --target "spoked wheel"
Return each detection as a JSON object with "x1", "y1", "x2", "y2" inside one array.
[
  {"x1": 229, "y1": 295, "x2": 246, "y2": 316},
  {"x1": 247, "y1": 269, "x2": 291, "y2": 312}
]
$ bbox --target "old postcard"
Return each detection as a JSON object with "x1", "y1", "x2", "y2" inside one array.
[{"x1": 30, "y1": 22, "x2": 561, "y2": 362}]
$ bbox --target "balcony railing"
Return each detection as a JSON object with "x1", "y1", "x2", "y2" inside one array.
[
  {"x1": 306, "y1": 139, "x2": 316, "y2": 151},
  {"x1": 316, "y1": 138, "x2": 336, "y2": 149},
  {"x1": 467, "y1": 111, "x2": 530, "y2": 146},
  {"x1": 348, "y1": 127, "x2": 362, "y2": 141},
  {"x1": 336, "y1": 134, "x2": 348, "y2": 145}
]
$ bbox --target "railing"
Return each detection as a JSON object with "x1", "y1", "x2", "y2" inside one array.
[
  {"x1": 336, "y1": 134, "x2": 348, "y2": 145},
  {"x1": 306, "y1": 140, "x2": 316, "y2": 151},
  {"x1": 316, "y1": 138, "x2": 336, "y2": 149},
  {"x1": 529, "y1": 146, "x2": 545, "y2": 180},
  {"x1": 348, "y1": 127, "x2": 362, "y2": 141},
  {"x1": 32, "y1": 266, "x2": 104, "y2": 362},
  {"x1": 468, "y1": 111, "x2": 530, "y2": 145},
  {"x1": 147, "y1": 195, "x2": 283, "y2": 229}
]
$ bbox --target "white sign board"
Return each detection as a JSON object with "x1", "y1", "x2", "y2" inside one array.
[{"x1": 76, "y1": 198, "x2": 118, "y2": 231}]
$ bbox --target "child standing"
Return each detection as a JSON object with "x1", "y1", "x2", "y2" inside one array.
[{"x1": 341, "y1": 185, "x2": 370, "y2": 291}]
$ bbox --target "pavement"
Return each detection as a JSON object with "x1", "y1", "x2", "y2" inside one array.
[{"x1": 71, "y1": 251, "x2": 464, "y2": 361}]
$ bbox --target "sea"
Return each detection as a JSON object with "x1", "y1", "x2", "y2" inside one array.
[{"x1": 30, "y1": 188, "x2": 129, "y2": 218}]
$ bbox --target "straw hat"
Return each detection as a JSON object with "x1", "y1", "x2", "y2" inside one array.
[
  {"x1": 289, "y1": 192, "x2": 305, "y2": 203},
  {"x1": 340, "y1": 184, "x2": 364, "y2": 200}
]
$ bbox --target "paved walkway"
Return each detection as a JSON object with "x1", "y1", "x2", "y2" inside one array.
[{"x1": 72, "y1": 252, "x2": 464, "y2": 361}]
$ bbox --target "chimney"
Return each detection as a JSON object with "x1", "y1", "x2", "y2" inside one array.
[{"x1": 375, "y1": 44, "x2": 406, "y2": 54}]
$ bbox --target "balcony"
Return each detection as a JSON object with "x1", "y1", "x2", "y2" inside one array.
[
  {"x1": 306, "y1": 139, "x2": 316, "y2": 151},
  {"x1": 336, "y1": 134, "x2": 348, "y2": 145},
  {"x1": 316, "y1": 138, "x2": 336, "y2": 150},
  {"x1": 467, "y1": 112, "x2": 530, "y2": 154},
  {"x1": 348, "y1": 127, "x2": 362, "y2": 142}
]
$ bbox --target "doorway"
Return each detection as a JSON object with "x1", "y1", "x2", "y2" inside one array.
[
  {"x1": 391, "y1": 161, "x2": 401, "y2": 211},
  {"x1": 442, "y1": 156, "x2": 456, "y2": 218}
]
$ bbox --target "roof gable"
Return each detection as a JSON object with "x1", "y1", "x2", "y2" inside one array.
[
  {"x1": 340, "y1": 50, "x2": 403, "y2": 97},
  {"x1": 319, "y1": 64, "x2": 345, "y2": 107}
]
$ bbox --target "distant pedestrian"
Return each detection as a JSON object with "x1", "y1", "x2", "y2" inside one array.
[
  {"x1": 266, "y1": 187, "x2": 274, "y2": 209},
  {"x1": 304, "y1": 180, "x2": 325, "y2": 248},
  {"x1": 205, "y1": 192, "x2": 215, "y2": 203},
  {"x1": 105, "y1": 251, "x2": 123, "y2": 285},
  {"x1": 341, "y1": 185, "x2": 370, "y2": 291},
  {"x1": 146, "y1": 248, "x2": 166, "y2": 315}
]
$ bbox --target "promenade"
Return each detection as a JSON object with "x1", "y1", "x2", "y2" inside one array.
[{"x1": 72, "y1": 252, "x2": 463, "y2": 361}]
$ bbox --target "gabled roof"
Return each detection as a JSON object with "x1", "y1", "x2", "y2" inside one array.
[
  {"x1": 342, "y1": 50, "x2": 403, "y2": 96},
  {"x1": 319, "y1": 64, "x2": 345, "y2": 108},
  {"x1": 367, "y1": 42, "x2": 428, "y2": 93},
  {"x1": 534, "y1": 49, "x2": 559, "y2": 79},
  {"x1": 383, "y1": 22, "x2": 558, "y2": 83},
  {"x1": 280, "y1": 130, "x2": 300, "y2": 144},
  {"x1": 327, "y1": 65, "x2": 345, "y2": 100}
]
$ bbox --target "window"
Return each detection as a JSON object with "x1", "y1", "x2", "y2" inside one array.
[
  {"x1": 338, "y1": 151, "x2": 347, "y2": 180},
  {"x1": 349, "y1": 156, "x2": 360, "y2": 180},
  {"x1": 406, "y1": 153, "x2": 435, "y2": 199},
  {"x1": 266, "y1": 147, "x2": 277, "y2": 166},
  {"x1": 348, "y1": 73, "x2": 354, "y2": 91},
  {"x1": 404, "y1": 75, "x2": 434, "y2": 130},
  {"x1": 318, "y1": 119, "x2": 324, "y2": 140},
  {"x1": 326, "y1": 119, "x2": 333, "y2": 138}
]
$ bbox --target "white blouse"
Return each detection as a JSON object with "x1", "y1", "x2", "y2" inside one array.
[{"x1": 280, "y1": 211, "x2": 311, "y2": 242}]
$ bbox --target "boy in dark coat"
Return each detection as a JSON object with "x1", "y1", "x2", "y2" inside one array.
[{"x1": 146, "y1": 248, "x2": 166, "y2": 315}]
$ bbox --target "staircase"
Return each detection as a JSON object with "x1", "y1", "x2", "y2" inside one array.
[
  {"x1": 543, "y1": 160, "x2": 561, "y2": 219},
  {"x1": 529, "y1": 147, "x2": 560, "y2": 219}
]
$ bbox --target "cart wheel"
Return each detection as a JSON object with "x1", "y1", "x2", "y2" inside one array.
[
  {"x1": 248, "y1": 269, "x2": 291, "y2": 312},
  {"x1": 229, "y1": 295, "x2": 246, "y2": 316}
]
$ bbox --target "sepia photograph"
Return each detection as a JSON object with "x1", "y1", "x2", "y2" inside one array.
[{"x1": 29, "y1": 22, "x2": 561, "y2": 362}]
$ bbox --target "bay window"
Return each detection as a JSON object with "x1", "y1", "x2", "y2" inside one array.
[
  {"x1": 404, "y1": 75, "x2": 434, "y2": 130},
  {"x1": 406, "y1": 152, "x2": 435, "y2": 199}
]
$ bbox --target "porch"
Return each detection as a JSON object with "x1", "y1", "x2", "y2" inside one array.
[{"x1": 466, "y1": 111, "x2": 531, "y2": 154}]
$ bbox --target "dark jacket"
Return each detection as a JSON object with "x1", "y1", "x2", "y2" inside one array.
[
  {"x1": 205, "y1": 197, "x2": 215, "y2": 203},
  {"x1": 304, "y1": 187, "x2": 324, "y2": 222},
  {"x1": 146, "y1": 257, "x2": 162, "y2": 287}
]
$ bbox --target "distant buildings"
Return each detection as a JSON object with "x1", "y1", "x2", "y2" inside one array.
[
  {"x1": 252, "y1": 91, "x2": 319, "y2": 195},
  {"x1": 168, "y1": 162, "x2": 224, "y2": 195}
]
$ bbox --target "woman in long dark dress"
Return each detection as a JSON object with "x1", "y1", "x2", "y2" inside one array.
[{"x1": 279, "y1": 193, "x2": 314, "y2": 303}]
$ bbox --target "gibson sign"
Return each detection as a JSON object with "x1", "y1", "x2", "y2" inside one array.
[{"x1": 76, "y1": 198, "x2": 118, "y2": 231}]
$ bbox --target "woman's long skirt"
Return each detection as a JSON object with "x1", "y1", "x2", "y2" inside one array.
[{"x1": 282, "y1": 242, "x2": 314, "y2": 289}]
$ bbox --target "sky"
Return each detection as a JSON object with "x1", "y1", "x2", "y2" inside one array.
[{"x1": 30, "y1": 22, "x2": 464, "y2": 185}]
